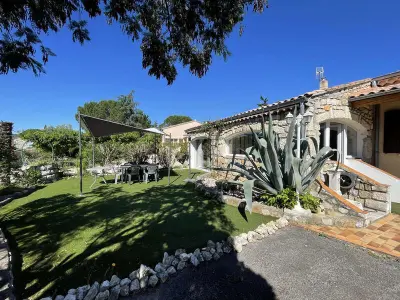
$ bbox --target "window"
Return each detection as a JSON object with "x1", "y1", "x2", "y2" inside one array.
[
  {"x1": 228, "y1": 133, "x2": 254, "y2": 155},
  {"x1": 347, "y1": 126, "x2": 357, "y2": 157},
  {"x1": 384, "y1": 110, "x2": 400, "y2": 153}
]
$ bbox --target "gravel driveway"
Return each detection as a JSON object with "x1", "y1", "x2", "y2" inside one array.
[{"x1": 131, "y1": 227, "x2": 400, "y2": 300}]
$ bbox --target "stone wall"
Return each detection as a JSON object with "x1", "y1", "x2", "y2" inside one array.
[
  {"x1": 342, "y1": 178, "x2": 389, "y2": 213},
  {"x1": 35, "y1": 164, "x2": 60, "y2": 183},
  {"x1": 0, "y1": 229, "x2": 15, "y2": 300}
]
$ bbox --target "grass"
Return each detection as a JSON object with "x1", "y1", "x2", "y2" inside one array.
[
  {"x1": 392, "y1": 202, "x2": 400, "y2": 215},
  {"x1": 0, "y1": 169, "x2": 275, "y2": 299}
]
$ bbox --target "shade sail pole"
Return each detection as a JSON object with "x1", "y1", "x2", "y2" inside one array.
[
  {"x1": 188, "y1": 137, "x2": 191, "y2": 178},
  {"x1": 168, "y1": 133, "x2": 171, "y2": 185},
  {"x1": 92, "y1": 138, "x2": 95, "y2": 167},
  {"x1": 79, "y1": 112, "x2": 83, "y2": 196}
]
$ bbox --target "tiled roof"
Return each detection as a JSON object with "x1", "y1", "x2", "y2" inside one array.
[{"x1": 349, "y1": 83, "x2": 400, "y2": 100}]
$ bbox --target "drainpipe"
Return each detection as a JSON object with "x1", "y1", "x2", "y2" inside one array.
[{"x1": 374, "y1": 104, "x2": 380, "y2": 167}]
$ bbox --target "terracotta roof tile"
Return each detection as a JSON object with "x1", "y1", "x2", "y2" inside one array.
[{"x1": 349, "y1": 83, "x2": 400, "y2": 99}]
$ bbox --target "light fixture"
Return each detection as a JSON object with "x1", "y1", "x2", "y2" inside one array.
[
  {"x1": 285, "y1": 112, "x2": 294, "y2": 125},
  {"x1": 303, "y1": 111, "x2": 313, "y2": 124}
]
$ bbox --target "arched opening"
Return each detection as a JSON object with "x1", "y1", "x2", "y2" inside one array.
[{"x1": 318, "y1": 118, "x2": 367, "y2": 163}]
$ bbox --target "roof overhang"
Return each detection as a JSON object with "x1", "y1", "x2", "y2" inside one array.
[
  {"x1": 80, "y1": 114, "x2": 164, "y2": 137},
  {"x1": 349, "y1": 87, "x2": 400, "y2": 108}
]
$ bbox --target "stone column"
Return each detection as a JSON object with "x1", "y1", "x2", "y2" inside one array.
[
  {"x1": 197, "y1": 140, "x2": 204, "y2": 169},
  {"x1": 324, "y1": 122, "x2": 330, "y2": 147}
]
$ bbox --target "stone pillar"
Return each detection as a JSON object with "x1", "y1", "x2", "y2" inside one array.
[
  {"x1": 190, "y1": 141, "x2": 197, "y2": 169},
  {"x1": 197, "y1": 140, "x2": 204, "y2": 169},
  {"x1": 324, "y1": 122, "x2": 330, "y2": 147}
]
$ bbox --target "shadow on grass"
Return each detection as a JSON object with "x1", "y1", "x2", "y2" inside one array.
[{"x1": 0, "y1": 175, "x2": 273, "y2": 299}]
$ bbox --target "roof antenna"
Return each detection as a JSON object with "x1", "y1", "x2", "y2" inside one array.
[{"x1": 316, "y1": 67, "x2": 328, "y2": 89}]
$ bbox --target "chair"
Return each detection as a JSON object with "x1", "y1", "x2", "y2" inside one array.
[
  {"x1": 127, "y1": 166, "x2": 141, "y2": 184},
  {"x1": 114, "y1": 166, "x2": 123, "y2": 184},
  {"x1": 144, "y1": 166, "x2": 159, "y2": 183}
]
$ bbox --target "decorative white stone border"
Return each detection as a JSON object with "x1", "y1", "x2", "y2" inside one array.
[
  {"x1": 40, "y1": 217, "x2": 289, "y2": 300},
  {"x1": 0, "y1": 228, "x2": 15, "y2": 300}
]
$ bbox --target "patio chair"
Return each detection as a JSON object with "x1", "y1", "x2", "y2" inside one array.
[
  {"x1": 114, "y1": 166, "x2": 124, "y2": 184},
  {"x1": 144, "y1": 166, "x2": 159, "y2": 183},
  {"x1": 127, "y1": 166, "x2": 141, "y2": 184}
]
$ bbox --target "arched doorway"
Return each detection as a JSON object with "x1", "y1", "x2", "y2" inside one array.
[{"x1": 319, "y1": 119, "x2": 367, "y2": 164}]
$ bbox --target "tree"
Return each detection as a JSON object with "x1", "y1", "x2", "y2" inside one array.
[
  {"x1": 161, "y1": 115, "x2": 193, "y2": 128},
  {"x1": 20, "y1": 125, "x2": 79, "y2": 161},
  {"x1": 0, "y1": 1, "x2": 268, "y2": 84},
  {"x1": 77, "y1": 91, "x2": 151, "y2": 129}
]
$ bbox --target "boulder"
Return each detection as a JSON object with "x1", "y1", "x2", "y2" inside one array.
[
  {"x1": 109, "y1": 286, "x2": 120, "y2": 300},
  {"x1": 148, "y1": 275, "x2": 159, "y2": 287},
  {"x1": 238, "y1": 233, "x2": 249, "y2": 245},
  {"x1": 55, "y1": 296, "x2": 64, "y2": 300},
  {"x1": 163, "y1": 255, "x2": 175, "y2": 267},
  {"x1": 139, "y1": 264, "x2": 153, "y2": 279},
  {"x1": 210, "y1": 248, "x2": 216, "y2": 255},
  {"x1": 171, "y1": 258, "x2": 179, "y2": 267},
  {"x1": 190, "y1": 254, "x2": 199, "y2": 266},
  {"x1": 179, "y1": 253, "x2": 190, "y2": 262},
  {"x1": 247, "y1": 231, "x2": 257, "y2": 242},
  {"x1": 175, "y1": 249, "x2": 185, "y2": 257},
  {"x1": 77, "y1": 285, "x2": 90, "y2": 300},
  {"x1": 222, "y1": 244, "x2": 232, "y2": 253},
  {"x1": 129, "y1": 270, "x2": 139, "y2": 280},
  {"x1": 65, "y1": 295, "x2": 76, "y2": 300},
  {"x1": 130, "y1": 279, "x2": 140, "y2": 292},
  {"x1": 83, "y1": 282, "x2": 99, "y2": 300},
  {"x1": 140, "y1": 276, "x2": 149, "y2": 289},
  {"x1": 157, "y1": 271, "x2": 169, "y2": 283},
  {"x1": 68, "y1": 289, "x2": 77, "y2": 295},
  {"x1": 100, "y1": 280, "x2": 110, "y2": 292},
  {"x1": 120, "y1": 278, "x2": 131, "y2": 286},
  {"x1": 167, "y1": 266, "x2": 177, "y2": 276},
  {"x1": 109, "y1": 275, "x2": 120, "y2": 287},
  {"x1": 155, "y1": 263, "x2": 166, "y2": 273},
  {"x1": 177, "y1": 261, "x2": 186, "y2": 271},
  {"x1": 207, "y1": 240, "x2": 216, "y2": 248},
  {"x1": 94, "y1": 290, "x2": 109, "y2": 300},
  {"x1": 213, "y1": 253, "x2": 220, "y2": 261},
  {"x1": 120, "y1": 285, "x2": 129, "y2": 297},
  {"x1": 201, "y1": 251, "x2": 213, "y2": 261}
]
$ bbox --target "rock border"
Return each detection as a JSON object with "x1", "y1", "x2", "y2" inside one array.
[
  {"x1": 0, "y1": 228, "x2": 15, "y2": 300},
  {"x1": 39, "y1": 218, "x2": 289, "y2": 300},
  {"x1": 0, "y1": 186, "x2": 37, "y2": 207}
]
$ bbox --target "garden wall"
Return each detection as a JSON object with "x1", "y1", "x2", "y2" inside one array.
[
  {"x1": 0, "y1": 229, "x2": 15, "y2": 300},
  {"x1": 195, "y1": 173, "x2": 372, "y2": 228}
]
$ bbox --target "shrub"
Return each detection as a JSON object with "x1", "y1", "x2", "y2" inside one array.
[
  {"x1": 261, "y1": 188, "x2": 297, "y2": 210},
  {"x1": 17, "y1": 168, "x2": 42, "y2": 187},
  {"x1": 299, "y1": 192, "x2": 320, "y2": 213}
]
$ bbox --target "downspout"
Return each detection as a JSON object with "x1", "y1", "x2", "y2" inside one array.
[{"x1": 374, "y1": 104, "x2": 380, "y2": 167}]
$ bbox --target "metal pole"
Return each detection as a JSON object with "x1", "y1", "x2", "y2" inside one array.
[
  {"x1": 79, "y1": 112, "x2": 83, "y2": 196},
  {"x1": 92, "y1": 137, "x2": 95, "y2": 167},
  {"x1": 168, "y1": 133, "x2": 171, "y2": 185},
  {"x1": 188, "y1": 137, "x2": 191, "y2": 177}
]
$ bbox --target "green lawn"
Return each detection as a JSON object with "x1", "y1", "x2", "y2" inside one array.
[
  {"x1": 0, "y1": 169, "x2": 275, "y2": 299},
  {"x1": 392, "y1": 202, "x2": 400, "y2": 215}
]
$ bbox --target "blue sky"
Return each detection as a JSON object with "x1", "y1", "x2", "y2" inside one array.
[{"x1": 2, "y1": 0, "x2": 400, "y2": 132}]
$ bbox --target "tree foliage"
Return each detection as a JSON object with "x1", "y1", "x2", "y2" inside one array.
[
  {"x1": 77, "y1": 91, "x2": 151, "y2": 129},
  {"x1": 161, "y1": 115, "x2": 193, "y2": 128},
  {"x1": 20, "y1": 125, "x2": 79, "y2": 160},
  {"x1": 0, "y1": 0, "x2": 268, "y2": 84}
]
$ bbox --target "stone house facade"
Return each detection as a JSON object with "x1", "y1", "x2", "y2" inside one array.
[{"x1": 186, "y1": 71, "x2": 400, "y2": 226}]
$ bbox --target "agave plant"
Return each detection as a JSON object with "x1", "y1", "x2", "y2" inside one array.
[{"x1": 218, "y1": 109, "x2": 335, "y2": 212}]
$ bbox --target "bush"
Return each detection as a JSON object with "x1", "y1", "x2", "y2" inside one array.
[
  {"x1": 261, "y1": 188, "x2": 297, "y2": 210},
  {"x1": 299, "y1": 192, "x2": 320, "y2": 213},
  {"x1": 261, "y1": 188, "x2": 320, "y2": 212},
  {"x1": 17, "y1": 168, "x2": 42, "y2": 187}
]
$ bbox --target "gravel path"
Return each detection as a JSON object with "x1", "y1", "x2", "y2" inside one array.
[{"x1": 130, "y1": 227, "x2": 400, "y2": 300}]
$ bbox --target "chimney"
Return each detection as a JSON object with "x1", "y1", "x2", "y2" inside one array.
[{"x1": 320, "y1": 78, "x2": 328, "y2": 89}]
